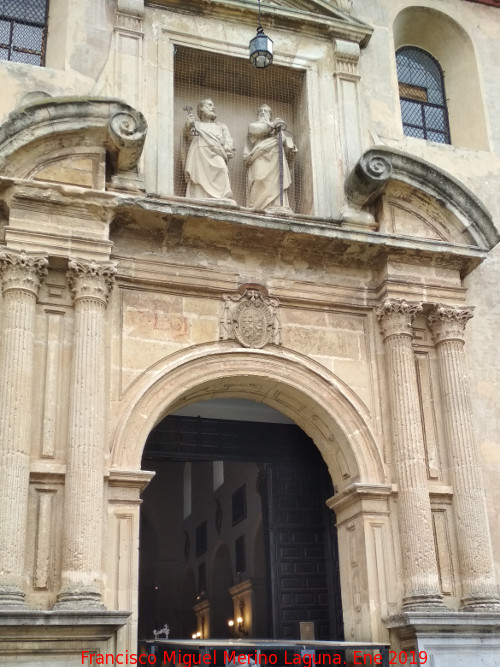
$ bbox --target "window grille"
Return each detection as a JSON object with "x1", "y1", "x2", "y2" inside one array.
[
  {"x1": 0, "y1": 0, "x2": 49, "y2": 66},
  {"x1": 396, "y1": 46, "x2": 451, "y2": 144}
]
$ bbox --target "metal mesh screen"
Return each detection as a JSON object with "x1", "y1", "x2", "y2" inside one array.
[
  {"x1": 0, "y1": 0, "x2": 48, "y2": 66},
  {"x1": 173, "y1": 46, "x2": 312, "y2": 215},
  {"x1": 396, "y1": 47, "x2": 450, "y2": 144}
]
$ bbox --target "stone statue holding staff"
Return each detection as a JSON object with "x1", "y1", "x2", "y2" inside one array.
[
  {"x1": 244, "y1": 104, "x2": 297, "y2": 212},
  {"x1": 181, "y1": 98, "x2": 236, "y2": 204}
]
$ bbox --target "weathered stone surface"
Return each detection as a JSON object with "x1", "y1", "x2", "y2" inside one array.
[
  {"x1": 0, "y1": 251, "x2": 47, "y2": 607},
  {"x1": 0, "y1": 0, "x2": 498, "y2": 663}
]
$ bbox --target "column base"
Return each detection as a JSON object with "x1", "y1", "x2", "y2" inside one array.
[
  {"x1": 460, "y1": 596, "x2": 500, "y2": 611},
  {"x1": 54, "y1": 589, "x2": 105, "y2": 610},
  {"x1": 402, "y1": 594, "x2": 445, "y2": 611},
  {"x1": 385, "y1": 609, "x2": 500, "y2": 667},
  {"x1": 0, "y1": 585, "x2": 27, "y2": 609}
]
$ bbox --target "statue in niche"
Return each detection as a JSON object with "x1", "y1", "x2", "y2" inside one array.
[
  {"x1": 244, "y1": 104, "x2": 297, "y2": 213},
  {"x1": 181, "y1": 98, "x2": 236, "y2": 204}
]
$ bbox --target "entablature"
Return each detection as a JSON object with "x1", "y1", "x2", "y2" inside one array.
[{"x1": 146, "y1": 0, "x2": 373, "y2": 45}]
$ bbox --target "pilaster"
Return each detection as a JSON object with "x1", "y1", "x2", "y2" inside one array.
[
  {"x1": 114, "y1": 0, "x2": 144, "y2": 112},
  {"x1": 376, "y1": 299, "x2": 443, "y2": 609},
  {"x1": 428, "y1": 305, "x2": 500, "y2": 609},
  {"x1": 333, "y1": 38, "x2": 362, "y2": 174},
  {"x1": 55, "y1": 260, "x2": 116, "y2": 609},
  {"x1": 0, "y1": 250, "x2": 47, "y2": 607}
]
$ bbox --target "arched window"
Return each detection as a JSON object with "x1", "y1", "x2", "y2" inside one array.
[
  {"x1": 396, "y1": 46, "x2": 451, "y2": 144},
  {"x1": 0, "y1": 0, "x2": 49, "y2": 66}
]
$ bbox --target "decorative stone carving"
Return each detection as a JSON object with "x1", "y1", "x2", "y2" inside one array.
[
  {"x1": 333, "y1": 39, "x2": 360, "y2": 77},
  {"x1": 181, "y1": 99, "x2": 236, "y2": 203},
  {"x1": 56, "y1": 260, "x2": 116, "y2": 609},
  {"x1": 0, "y1": 97, "x2": 147, "y2": 191},
  {"x1": 376, "y1": 299, "x2": 444, "y2": 609},
  {"x1": 108, "y1": 108, "x2": 148, "y2": 174},
  {"x1": 428, "y1": 305, "x2": 500, "y2": 609},
  {"x1": 346, "y1": 148, "x2": 499, "y2": 250},
  {"x1": 116, "y1": 0, "x2": 144, "y2": 32},
  {"x1": 427, "y1": 305, "x2": 474, "y2": 343},
  {"x1": 334, "y1": 0, "x2": 353, "y2": 12},
  {"x1": 0, "y1": 249, "x2": 48, "y2": 294},
  {"x1": 244, "y1": 105, "x2": 297, "y2": 213},
  {"x1": 376, "y1": 299, "x2": 422, "y2": 338},
  {"x1": 0, "y1": 250, "x2": 47, "y2": 606},
  {"x1": 220, "y1": 285, "x2": 281, "y2": 349},
  {"x1": 345, "y1": 151, "x2": 393, "y2": 207},
  {"x1": 67, "y1": 259, "x2": 117, "y2": 304}
]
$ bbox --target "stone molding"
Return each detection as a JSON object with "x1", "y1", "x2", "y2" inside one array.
[
  {"x1": 0, "y1": 97, "x2": 147, "y2": 186},
  {"x1": 0, "y1": 250, "x2": 48, "y2": 295},
  {"x1": 427, "y1": 304, "x2": 474, "y2": 344},
  {"x1": 67, "y1": 259, "x2": 116, "y2": 305},
  {"x1": 174, "y1": 0, "x2": 373, "y2": 46},
  {"x1": 109, "y1": 343, "x2": 381, "y2": 485},
  {"x1": 116, "y1": 0, "x2": 144, "y2": 30},
  {"x1": 333, "y1": 38, "x2": 360, "y2": 77},
  {"x1": 385, "y1": 609, "x2": 500, "y2": 667},
  {"x1": 345, "y1": 147, "x2": 499, "y2": 249},
  {"x1": 327, "y1": 482, "x2": 393, "y2": 515},
  {"x1": 220, "y1": 284, "x2": 281, "y2": 348}
]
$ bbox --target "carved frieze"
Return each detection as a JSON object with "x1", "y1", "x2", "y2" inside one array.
[{"x1": 220, "y1": 285, "x2": 281, "y2": 349}]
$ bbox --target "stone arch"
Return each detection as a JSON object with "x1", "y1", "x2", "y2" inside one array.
[
  {"x1": 393, "y1": 5, "x2": 489, "y2": 151},
  {"x1": 110, "y1": 342, "x2": 385, "y2": 493},
  {"x1": 0, "y1": 96, "x2": 146, "y2": 189},
  {"x1": 346, "y1": 146, "x2": 500, "y2": 251}
]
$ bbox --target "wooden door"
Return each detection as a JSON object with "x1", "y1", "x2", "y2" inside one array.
[{"x1": 265, "y1": 456, "x2": 343, "y2": 640}]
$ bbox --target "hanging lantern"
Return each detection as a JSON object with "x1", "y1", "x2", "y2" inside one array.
[{"x1": 249, "y1": 25, "x2": 273, "y2": 69}]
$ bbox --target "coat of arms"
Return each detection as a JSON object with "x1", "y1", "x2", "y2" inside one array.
[{"x1": 220, "y1": 285, "x2": 281, "y2": 349}]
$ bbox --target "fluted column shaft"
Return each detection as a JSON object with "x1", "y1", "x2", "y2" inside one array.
[
  {"x1": 0, "y1": 250, "x2": 47, "y2": 606},
  {"x1": 56, "y1": 260, "x2": 116, "y2": 608},
  {"x1": 428, "y1": 305, "x2": 500, "y2": 609},
  {"x1": 376, "y1": 299, "x2": 443, "y2": 608}
]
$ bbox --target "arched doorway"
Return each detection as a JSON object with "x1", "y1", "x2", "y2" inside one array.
[
  {"x1": 110, "y1": 344, "x2": 389, "y2": 648},
  {"x1": 137, "y1": 399, "x2": 343, "y2": 642}
]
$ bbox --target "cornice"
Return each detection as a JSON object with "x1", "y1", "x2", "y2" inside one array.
[{"x1": 146, "y1": 0, "x2": 373, "y2": 46}]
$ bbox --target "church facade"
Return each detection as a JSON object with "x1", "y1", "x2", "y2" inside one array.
[{"x1": 0, "y1": 0, "x2": 499, "y2": 665}]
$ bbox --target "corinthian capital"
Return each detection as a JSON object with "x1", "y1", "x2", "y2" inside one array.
[
  {"x1": 376, "y1": 299, "x2": 422, "y2": 339},
  {"x1": 427, "y1": 304, "x2": 474, "y2": 344},
  {"x1": 0, "y1": 250, "x2": 48, "y2": 295},
  {"x1": 67, "y1": 260, "x2": 117, "y2": 305}
]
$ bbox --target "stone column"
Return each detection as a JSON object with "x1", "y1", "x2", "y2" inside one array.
[
  {"x1": 56, "y1": 260, "x2": 116, "y2": 608},
  {"x1": 428, "y1": 305, "x2": 500, "y2": 609},
  {"x1": 376, "y1": 299, "x2": 443, "y2": 608},
  {"x1": 0, "y1": 250, "x2": 47, "y2": 606}
]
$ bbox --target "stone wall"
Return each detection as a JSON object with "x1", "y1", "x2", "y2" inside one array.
[{"x1": 0, "y1": 0, "x2": 499, "y2": 664}]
